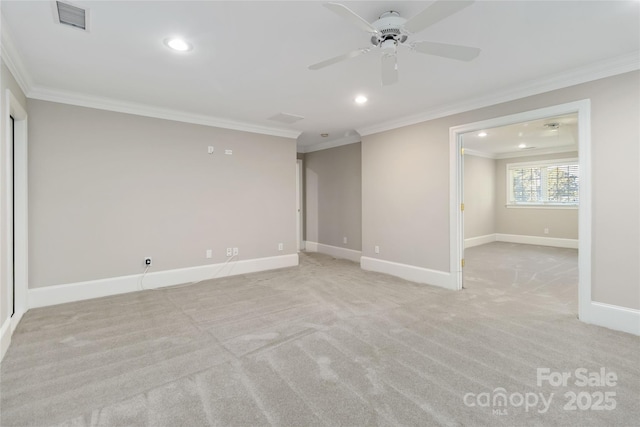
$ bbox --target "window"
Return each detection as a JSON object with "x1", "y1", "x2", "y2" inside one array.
[{"x1": 507, "y1": 158, "x2": 579, "y2": 207}]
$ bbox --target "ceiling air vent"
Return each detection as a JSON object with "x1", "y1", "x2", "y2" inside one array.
[
  {"x1": 55, "y1": 1, "x2": 87, "y2": 31},
  {"x1": 268, "y1": 113, "x2": 305, "y2": 124}
]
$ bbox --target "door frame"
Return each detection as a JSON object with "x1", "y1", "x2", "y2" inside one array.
[
  {"x1": 4, "y1": 89, "x2": 28, "y2": 333},
  {"x1": 296, "y1": 159, "x2": 304, "y2": 251},
  {"x1": 449, "y1": 99, "x2": 591, "y2": 322}
]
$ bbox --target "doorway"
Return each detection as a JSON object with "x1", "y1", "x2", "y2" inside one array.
[
  {"x1": 449, "y1": 100, "x2": 591, "y2": 322},
  {"x1": 459, "y1": 113, "x2": 579, "y2": 312}
]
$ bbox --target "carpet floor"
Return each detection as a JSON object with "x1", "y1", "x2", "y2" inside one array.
[{"x1": 1, "y1": 242, "x2": 638, "y2": 426}]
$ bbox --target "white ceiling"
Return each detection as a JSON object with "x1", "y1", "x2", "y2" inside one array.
[
  {"x1": 463, "y1": 113, "x2": 578, "y2": 159},
  {"x1": 2, "y1": 1, "x2": 639, "y2": 152}
]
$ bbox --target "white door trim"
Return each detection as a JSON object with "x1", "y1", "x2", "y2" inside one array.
[
  {"x1": 1, "y1": 89, "x2": 28, "y2": 360},
  {"x1": 296, "y1": 159, "x2": 304, "y2": 251},
  {"x1": 449, "y1": 100, "x2": 592, "y2": 320}
]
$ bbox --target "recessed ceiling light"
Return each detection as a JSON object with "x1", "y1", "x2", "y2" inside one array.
[
  {"x1": 478, "y1": 131, "x2": 487, "y2": 137},
  {"x1": 164, "y1": 37, "x2": 192, "y2": 52},
  {"x1": 518, "y1": 143, "x2": 527, "y2": 148},
  {"x1": 355, "y1": 95, "x2": 368, "y2": 104}
]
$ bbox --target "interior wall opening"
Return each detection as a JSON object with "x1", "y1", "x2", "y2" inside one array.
[{"x1": 460, "y1": 113, "x2": 580, "y2": 314}]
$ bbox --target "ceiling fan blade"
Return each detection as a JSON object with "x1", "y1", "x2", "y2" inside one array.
[
  {"x1": 412, "y1": 41, "x2": 480, "y2": 61},
  {"x1": 381, "y1": 54, "x2": 398, "y2": 86},
  {"x1": 308, "y1": 48, "x2": 371, "y2": 70},
  {"x1": 404, "y1": 0, "x2": 474, "y2": 34},
  {"x1": 324, "y1": 3, "x2": 379, "y2": 34}
]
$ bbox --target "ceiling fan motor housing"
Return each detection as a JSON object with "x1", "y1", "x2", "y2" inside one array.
[{"x1": 370, "y1": 11, "x2": 408, "y2": 46}]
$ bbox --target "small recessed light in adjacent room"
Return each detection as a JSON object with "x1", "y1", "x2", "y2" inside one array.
[
  {"x1": 478, "y1": 131, "x2": 487, "y2": 137},
  {"x1": 355, "y1": 95, "x2": 368, "y2": 104},
  {"x1": 164, "y1": 37, "x2": 192, "y2": 52}
]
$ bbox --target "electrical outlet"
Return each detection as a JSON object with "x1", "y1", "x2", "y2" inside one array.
[
  {"x1": 225, "y1": 149, "x2": 233, "y2": 155},
  {"x1": 374, "y1": 246, "x2": 380, "y2": 254},
  {"x1": 278, "y1": 243, "x2": 283, "y2": 251},
  {"x1": 343, "y1": 237, "x2": 348, "y2": 244},
  {"x1": 233, "y1": 247, "x2": 239, "y2": 256},
  {"x1": 144, "y1": 257, "x2": 152, "y2": 267},
  {"x1": 544, "y1": 228, "x2": 549, "y2": 235},
  {"x1": 226, "y1": 248, "x2": 232, "y2": 257},
  {"x1": 206, "y1": 249, "x2": 212, "y2": 259}
]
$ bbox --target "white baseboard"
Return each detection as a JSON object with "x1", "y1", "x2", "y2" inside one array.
[
  {"x1": 360, "y1": 256, "x2": 454, "y2": 290},
  {"x1": 305, "y1": 241, "x2": 362, "y2": 263},
  {"x1": 0, "y1": 310, "x2": 25, "y2": 362},
  {"x1": 28, "y1": 254, "x2": 299, "y2": 309},
  {"x1": 464, "y1": 234, "x2": 578, "y2": 249},
  {"x1": 0, "y1": 317, "x2": 11, "y2": 362},
  {"x1": 465, "y1": 234, "x2": 497, "y2": 248},
  {"x1": 582, "y1": 301, "x2": 640, "y2": 336}
]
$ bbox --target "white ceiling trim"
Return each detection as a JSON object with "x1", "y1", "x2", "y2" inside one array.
[
  {"x1": 28, "y1": 86, "x2": 301, "y2": 139},
  {"x1": 358, "y1": 51, "x2": 640, "y2": 137},
  {"x1": 0, "y1": 16, "x2": 33, "y2": 96},
  {"x1": 299, "y1": 134, "x2": 362, "y2": 153},
  {"x1": 465, "y1": 146, "x2": 578, "y2": 160},
  {"x1": 0, "y1": 18, "x2": 299, "y2": 140},
  {"x1": 2, "y1": 9, "x2": 638, "y2": 145}
]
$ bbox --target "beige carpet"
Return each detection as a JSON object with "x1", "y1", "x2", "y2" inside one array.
[{"x1": 1, "y1": 243, "x2": 638, "y2": 426}]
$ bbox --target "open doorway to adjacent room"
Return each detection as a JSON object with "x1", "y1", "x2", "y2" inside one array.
[
  {"x1": 450, "y1": 101, "x2": 590, "y2": 321},
  {"x1": 460, "y1": 113, "x2": 579, "y2": 314}
]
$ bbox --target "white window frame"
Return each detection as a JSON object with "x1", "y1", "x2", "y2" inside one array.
[{"x1": 506, "y1": 157, "x2": 579, "y2": 209}]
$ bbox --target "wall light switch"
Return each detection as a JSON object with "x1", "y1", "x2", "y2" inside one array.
[
  {"x1": 374, "y1": 245, "x2": 380, "y2": 254},
  {"x1": 278, "y1": 243, "x2": 283, "y2": 251},
  {"x1": 207, "y1": 146, "x2": 214, "y2": 154},
  {"x1": 206, "y1": 249, "x2": 212, "y2": 258}
]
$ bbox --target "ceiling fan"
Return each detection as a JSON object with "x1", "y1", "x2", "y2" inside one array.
[{"x1": 308, "y1": 0, "x2": 481, "y2": 86}]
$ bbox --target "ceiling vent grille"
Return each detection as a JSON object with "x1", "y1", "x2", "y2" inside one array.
[
  {"x1": 268, "y1": 113, "x2": 305, "y2": 124},
  {"x1": 55, "y1": 1, "x2": 87, "y2": 30}
]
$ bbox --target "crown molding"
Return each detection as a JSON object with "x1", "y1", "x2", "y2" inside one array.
[
  {"x1": 0, "y1": 15, "x2": 33, "y2": 96},
  {"x1": 28, "y1": 86, "x2": 301, "y2": 139},
  {"x1": 465, "y1": 146, "x2": 578, "y2": 160},
  {"x1": 298, "y1": 133, "x2": 361, "y2": 153},
  {"x1": 1, "y1": 16, "x2": 299, "y2": 140},
  {"x1": 358, "y1": 51, "x2": 640, "y2": 137}
]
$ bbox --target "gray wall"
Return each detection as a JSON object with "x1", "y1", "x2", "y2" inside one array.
[
  {"x1": 463, "y1": 155, "x2": 496, "y2": 239},
  {"x1": 362, "y1": 71, "x2": 639, "y2": 310},
  {"x1": 495, "y1": 152, "x2": 578, "y2": 239},
  {"x1": 28, "y1": 100, "x2": 297, "y2": 288},
  {"x1": 305, "y1": 143, "x2": 362, "y2": 251},
  {"x1": 0, "y1": 60, "x2": 27, "y2": 326}
]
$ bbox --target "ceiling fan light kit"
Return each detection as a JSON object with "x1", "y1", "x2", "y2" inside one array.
[{"x1": 309, "y1": 0, "x2": 481, "y2": 86}]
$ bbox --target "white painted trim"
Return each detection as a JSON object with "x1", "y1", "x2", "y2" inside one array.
[
  {"x1": 359, "y1": 51, "x2": 639, "y2": 137},
  {"x1": 305, "y1": 241, "x2": 361, "y2": 263},
  {"x1": 298, "y1": 134, "x2": 362, "y2": 154},
  {"x1": 28, "y1": 254, "x2": 299, "y2": 309},
  {"x1": 495, "y1": 234, "x2": 578, "y2": 249},
  {"x1": 465, "y1": 234, "x2": 496, "y2": 249},
  {"x1": 1, "y1": 89, "x2": 28, "y2": 362},
  {"x1": 583, "y1": 302, "x2": 640, "y2": 336},
  {"x1": 360, "y1": 257, "x2": 454, "y2": 290},
  {"x1": 466, "y1": 146, "x2": 579, "y2": 160},
  {"x1": 29, "y1": 86, "x2": 300, "y2": 139},
  {"x1": 0, "y1": 316, "x2": 11, "y2": 361},
  {"x1": 0, "y1": 16, "x2": 33, "y2": 95},
  {"x1": 296, "y1": 159, "x2": 303, "y2": 252}
]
